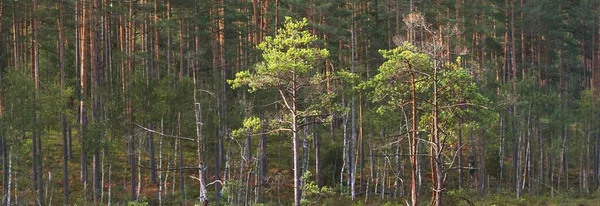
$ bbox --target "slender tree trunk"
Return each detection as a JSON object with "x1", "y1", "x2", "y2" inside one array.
[
  {"x1": 350, "y1": 6, "x2": 357, "y2": 199},
  {"x1": 381, "y1": 157, "x2": 386, "y2": 200},
  {"x1": 193, "y1": 56, "x2": 208, "y2": 205},
  {"x1": 149, "y1": 123, "x2": 157, "y2": 184},
  {"x1": 177, "y1": 112, "x2": 185, "y2": 200},
  {"x1": 301, "y1": 118, "x2": 309, "y2": 191},
  {"x1": 341, "y1": 101, "x2": 348, "y2": 191},
  {"x1": 6, "y1": 147, "x2": 11, "y2": 206},
  {"x1": 166, "y1": 0, "x2": 172, "y2": 75},
  {"x1": 137, "y1": 143, "x2": 141, "y2": 197},
  {"x1": 258, "y1": 119, "x2": 267, "y2": 200},
  {"x1": 57, "y1": 1, "x2": 69, "y2": 204},
  {"x1": 130, "y1": 133, "x2": 136, "y2": 201},
  {"x1": 79, "y1": 0, "x2": 89, "y2": 199},
  {"x1": 31, "y1": 0, "x2": 38, "y2": 195},
  {"x1": 359, "y1": 94, "x2": 365, "y2": 194},
  {"x1": 12, "y1": 144, "x2": 16, "y2": 206},
  {"x1": 68, "y1": 123, "x2": 73, "y2": 160},
  {"x1": 409, "y1": 65, "x2": 419, "y2": 206},
  {"x1": 314, "y1": 118, "x2": 321, "y2": 189},
  {"x1": 127, "y1": 1, "x2": 136, "y2": 201},
  {"x1": 510, "y1": 0, "x2": 520, "y2": 198},
  {"x1": 0, "y1": 2, "x2": 7, "y2": 205},
  {"x1": 215, "y1": 128, "x2": 222, "y2": 201},
  {"x1": 91, "y1": 0, "x2": 103, "y2": 201},
  {"x1": 1, "y1": 135, "x2": 6, "y2": 206},
  {"x1": 32, "y1": 0, "x2": 43, "y2": 204},
  {"x1": 178, "y1": 17, "x2": 184, "y2": 80},
  {"x1": 100, "y1": 149, "x2": 105, "y2": 203},
  {"x1": 292, "y1": 75, "x2": 301, "y2": 206},
  {"x1": 158, "y1": 119, "x2": 164, "y2": 205},
  {"x1": 500, "y1": 114, "x2": 505, "y2": 189},
  {"x1": 107, "y1": 155, "x2": 111, "y2": 206},
  {"x1": 585, "y1": 124, "x2": 591, "y2": 194},
  {"x1": 433, "y1": 59, "x2": 442, "y2": 206},
  {"x1": 458, "y1": 118, "x2": 463, "y2": 190}
]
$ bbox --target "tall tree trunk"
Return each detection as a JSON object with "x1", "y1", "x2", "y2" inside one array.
[
  {"x1": 32, "y1": 0, "x2": 43, "y2": 204},
  {"x1": 510, "y1": 0, "x2": 520, "y2": 198},
  {"x1": 193, "y1": 49, "x2": 208, "y2": 205},
  {"x1": 127, "y1": 0, "x2": 136, "y2": 201},
  {"x1": 409, "y1": 64, "x2": 419, "y2": 206},
  {"x1": 58, "y1": 0, "x2": 69, "y2": 204},
  {"x1": 79, "y1": 0, "x2": 89, "y2": 199},
  {"x1": 350, "y1": 5, "x2": 357, "y2": 199},
  {"x1": 91, "y1": 0, "x2": 103, "y2": 201},
  {"x1": 215, "y1": 0, "x2": 228, "y2": 200},
  {"x1": 432, "y1": 58, "x2": 442, "y2": 206},
  {"x1": 31, "y1": 0, "x2": 38, "y2": 195},
  {"x1": 147, "y1": 0, "x2": 157, "y2": 186},
  {"x1": 178, "y1": 14, "x2": 186, "y2": 201},
  {"x1": 0, "y1": 2, "x2": 6, "y2": 205},
  {"x1": 292, "y1": 74, "x2": 301, "y2": 206}
]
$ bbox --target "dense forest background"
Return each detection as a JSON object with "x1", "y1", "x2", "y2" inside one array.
[{"x1": 0, "y1": 0, "x2": 600, "y2": 205}]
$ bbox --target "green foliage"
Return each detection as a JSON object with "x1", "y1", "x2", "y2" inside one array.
[
  {"x1": 231, "y1": 116, "x2": 261, "y2": 138},
  {"x1": 230, "y1": 16, "x2": 332, "y2": 136},
  {"x1": 229, "y1": 17, "x2": 329, "y2": 93},
  {"x1": 127, "y1": 197, "x2": 149, "y2": 206},
  {"x1": 361, "y1": 42, "x2": 432, "y2": 110},
  {"x1": 2, "y1": 68, "x2": 35, "y2": 136},
  {"x1": 242, "y1": 116, "x2": 261, "y2": 132},
  {"x1": 364, "y1": 41, "x2": 489, "y2": 140}
]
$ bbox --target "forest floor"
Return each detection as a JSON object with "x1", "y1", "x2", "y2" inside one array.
[
  {"x1": 9, "y1": 132, "x2": 600, "y2": 205},
  {"x1": 311, "y1": 194, "x2": 600, "y2": 206}
]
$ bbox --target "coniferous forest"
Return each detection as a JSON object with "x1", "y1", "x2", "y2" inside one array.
[{"x1": 1, "y1": 0, "x2": 600, "y2": 205}]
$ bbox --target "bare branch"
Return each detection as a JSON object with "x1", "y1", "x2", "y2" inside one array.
[
  {"x1": 133, "y1": 122, "x2": 197, "y2": 142},
  {"x1": 278, "y1": 89, "x2": 293, "y2": 113},
  {"x1": 440, "y1": 103, "x2": 490, "y2": 110},
  {"x1": 137, "y1": 163, "x2": 201, "y2": 171}
]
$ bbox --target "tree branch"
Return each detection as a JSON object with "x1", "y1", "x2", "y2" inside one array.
[{"x1": 133, "y1": 122, "x2": 197, "y2": 142}]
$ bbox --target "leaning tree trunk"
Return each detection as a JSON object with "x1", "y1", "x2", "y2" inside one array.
[{"x1": 193, "y1": 55, "x2": 208, "y2": 205}]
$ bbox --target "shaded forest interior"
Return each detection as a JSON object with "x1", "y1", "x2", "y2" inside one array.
[{"x1": 0, "y1": 0, "x2": 600, "y2": 205}]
